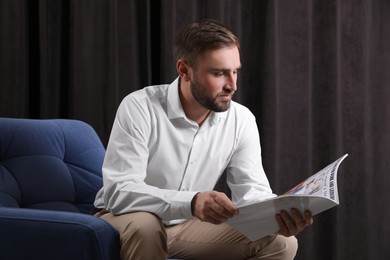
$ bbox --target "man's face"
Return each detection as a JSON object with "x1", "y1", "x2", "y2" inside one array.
[{"x1": 189, "y1": 46, "x2": 241, "y2": 112}]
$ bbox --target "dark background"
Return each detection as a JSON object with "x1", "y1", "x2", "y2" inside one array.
[{"x1": 1, "y1": 1, "x2": 389, "y2": 259}]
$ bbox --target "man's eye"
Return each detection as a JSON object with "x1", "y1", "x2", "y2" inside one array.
[{"x1": 214, "y1": 72, "x2": 224, "y2": 76}]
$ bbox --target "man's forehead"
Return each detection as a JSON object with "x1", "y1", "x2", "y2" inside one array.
[{"x1": 196, "y1": 46, "x2": 241, "y2": 69}]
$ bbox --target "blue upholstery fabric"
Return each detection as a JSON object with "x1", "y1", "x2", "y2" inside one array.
[
  {"x1": 0, "y1": 118, "x2": 120, "y2": 260},
  {"x1": 0, "y1": 207, "x2": 119, "y2": 260}
]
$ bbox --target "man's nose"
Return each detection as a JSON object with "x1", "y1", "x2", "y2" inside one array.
[{"x1": 225, "y1": 74, "x2": 237, "y2": 92}]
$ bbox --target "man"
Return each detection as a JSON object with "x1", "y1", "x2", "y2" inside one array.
[{"x1": 94, "y1": 20, "x2": 313, "y2": 259}]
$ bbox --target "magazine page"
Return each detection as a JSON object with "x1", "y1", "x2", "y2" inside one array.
[
  {"x1": 285, "y1": 153, "x2": 348, "y2": 202},
  {"x1": 227, "y1": 154, "x2": 348, "y2": 241}
]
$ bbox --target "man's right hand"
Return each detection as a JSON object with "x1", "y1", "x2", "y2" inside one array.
[{"x1": 191, "y1": 191, "x2": 239, "y2": 224}]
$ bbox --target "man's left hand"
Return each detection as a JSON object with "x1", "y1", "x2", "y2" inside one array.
[{"x1": 275, "y1": 208, "x2": 313, "y2": 237}]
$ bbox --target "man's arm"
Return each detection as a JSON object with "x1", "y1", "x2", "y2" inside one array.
[
  {"x1": 223, "y1": 108, "x2": 313, "y2": 236},
  {"x1": 100, "y1": 94, "x2": 196, "y2": 220}
]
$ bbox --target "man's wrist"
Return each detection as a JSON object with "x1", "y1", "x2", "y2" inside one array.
[{"x1": 191, "y1": 192, "x2": 200, "y2": 216}]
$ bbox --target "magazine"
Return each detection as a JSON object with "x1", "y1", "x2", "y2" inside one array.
[{"x1": 227, "y1": 154, "x2": 348, "y2": 241}]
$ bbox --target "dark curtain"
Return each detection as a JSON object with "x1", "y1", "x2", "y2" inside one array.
[{"x1": 1, "y1": 0, "x2": 389, "y2": 259}]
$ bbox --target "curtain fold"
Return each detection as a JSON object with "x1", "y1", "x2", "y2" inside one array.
[
  {"x1": 0, "y1": 0, "x2": 29, "y2": 116},
  {"x1": 1, "y1": 0, "x2": 389, "y2": 259}
]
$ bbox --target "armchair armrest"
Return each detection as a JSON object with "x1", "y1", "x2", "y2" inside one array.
[{"x1": 0, "y1": 207, "x2": 120, "y2": 260}]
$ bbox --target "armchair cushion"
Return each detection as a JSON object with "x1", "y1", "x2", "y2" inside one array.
[
  {"x1": 0, "y1": 118, "x2": 104, "y2": 213},
  {"x1": 0, "y1": 207, "x2": 120, "y2": 260},
  {"x1": 0, "y1": 118, "x2": 120, "y2": 260}
]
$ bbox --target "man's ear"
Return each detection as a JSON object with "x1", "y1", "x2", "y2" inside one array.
[{"x1": 176, "y1": 59, "x2": 191, "y2": 81}]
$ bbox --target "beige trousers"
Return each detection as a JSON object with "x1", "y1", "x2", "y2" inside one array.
[{"x1": 96, "y1": 210, "x2": 298, "y2": 260}]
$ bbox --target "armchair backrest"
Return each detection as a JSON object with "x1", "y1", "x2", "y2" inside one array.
[{"x1": 0, "y1": 118, "x2": 105, "y2": 213}]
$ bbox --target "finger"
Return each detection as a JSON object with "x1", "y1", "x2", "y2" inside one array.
[
  {"x1": 210, "y1": 209, "x2": 229, "y2": 223},
  {"x1": 213, "y1": 193, "x2": 239, "y2": 215},
  {"x1": 290, "y1": 208, "x2": 305, "y2": 230},
  {"x1": 204, "y1": 200, "x2": 230, "y2": 222},
  {"x1": 203, "y1": 214, "x2": 226, "y2": 224},
  {"x1": 199, "y1": 213, "x2": 224, "y2": 225},
  {"x1": 280, "y1": 210, "x2": 298, "y2": 235},
  {"x1": 275, "y1": 213, "x2": 289, "y2": 236},
  {"x1": 213, "y1": 194, "x2": 228, "y2": 208},
  {"x1": 304, "y1": 210, "x2": 314, "y2": 226},
  {"x1": 210, "y1": 201, "x2": 237, "y2": 219},
  {"x1": 207, "y1": 201, "x2": 236, "y2": 221},
  {"x1": 291, "y1": 208, "x2": 314, "y2": 231},
  {"x1": 200, "y1": 207, "x2": 228, "y2": 224}
]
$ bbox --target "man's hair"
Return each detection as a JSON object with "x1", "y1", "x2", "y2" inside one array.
[{"x1": 173, "y1": 20, "x2": 240, "y2": 68}]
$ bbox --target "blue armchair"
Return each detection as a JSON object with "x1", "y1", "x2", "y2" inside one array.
[{"x1": 0, "y1": 118, "x2": 120, "y2": 260}]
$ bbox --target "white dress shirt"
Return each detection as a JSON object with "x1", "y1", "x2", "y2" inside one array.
[{"x1": 94, "y1": 77, "x2": 275, "y2": 225}]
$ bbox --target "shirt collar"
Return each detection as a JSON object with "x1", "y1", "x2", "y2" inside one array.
[
  {"x1": 167, "y1": 77, "x2": 228, "y2": 125},
  {"x1": 209, "y1": 110, "x2": 227, "y2": 125},
  {"x1": 167, "y1": 77, "x2": 186, "y2": 120}
]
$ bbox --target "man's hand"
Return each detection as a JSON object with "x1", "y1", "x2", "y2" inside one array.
[
  {"x1": 191, "y1": 191, "x2": 239, "y2": 224},
  {"x1": 276, "y1": 208, "x2": 313, "y2": 237}
]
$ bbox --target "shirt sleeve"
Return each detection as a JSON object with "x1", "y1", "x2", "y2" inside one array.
[
  {"x1": 226, "y1": 112, "x2": 276, "y2": 207},
  {"x1": 100, "y1": 94, "x2": 196, "y2": 220}
]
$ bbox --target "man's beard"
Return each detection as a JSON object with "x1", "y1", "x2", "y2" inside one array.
[{"x1": 190, "y1": 78, "x2": 234, "y2": 112}]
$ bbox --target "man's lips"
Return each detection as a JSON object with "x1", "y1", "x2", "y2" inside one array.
[{"x1": 218, "y1": 92, "x2": 234, "y2": 100}]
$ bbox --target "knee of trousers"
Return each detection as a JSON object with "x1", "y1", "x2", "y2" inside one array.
[
  {"x1": 100, "y1": 212, "x2": 169, "y2": 259},
  {"x1": 272, "y1": 235, "x2": 298, "y2": 258},
  {"x1": 99, "y1": 211, "x2": 167, "y2": 244},
  {"x1": 120, "y1": 212, "x2": 167, "y2": 243}
]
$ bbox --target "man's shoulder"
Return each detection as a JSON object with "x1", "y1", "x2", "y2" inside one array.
[
  {"x1": 229, "y1": 101, "x2": 255, "y2": 118},
  {"x1": 128, "y1": 84, "x2": 169, "y2": 100},
  {"x1": 120, "y1": 84, "x2": 170, "y2": 107}
]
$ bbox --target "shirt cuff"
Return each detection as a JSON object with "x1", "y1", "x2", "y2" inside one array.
[{"x1": 170, "y1": 191, "x2": 198, "y2": 220}]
